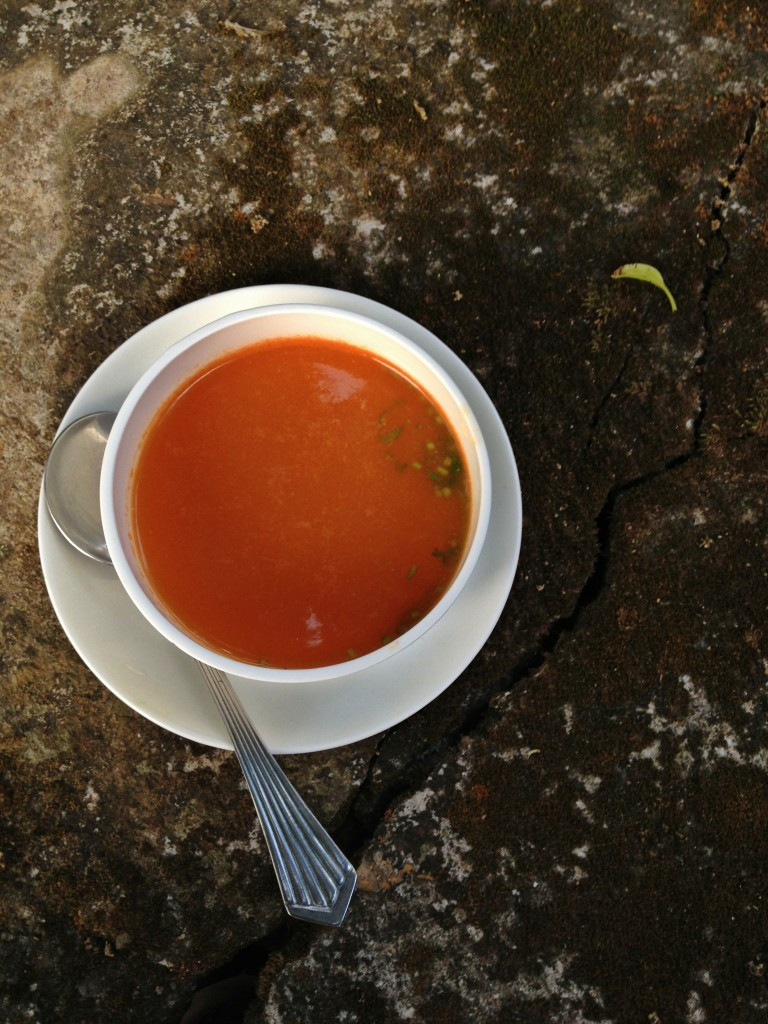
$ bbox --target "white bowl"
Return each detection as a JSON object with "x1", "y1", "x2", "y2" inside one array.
[{"x1": 100, "y1": 304, "x2": 491, "y2": 683}]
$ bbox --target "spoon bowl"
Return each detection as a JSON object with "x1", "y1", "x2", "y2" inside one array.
[{"x1": 44, "y1": 412, "x2": 115, "y2": 562}]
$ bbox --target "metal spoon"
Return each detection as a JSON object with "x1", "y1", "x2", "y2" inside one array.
[{"x1": 44, "y1": 412, "x2": 356, "y2": 926}]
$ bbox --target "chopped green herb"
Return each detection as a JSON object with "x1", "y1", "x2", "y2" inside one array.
[
  {"x1": 379, "y1": 425, "x2": 404, "y2": 444},
  {"x1": 432, "y1": 544, "x2": 460, "y2": 565},
  {"x1": 407, "y1": 565, "x2": 418, "y2": 579},
  {"x1": 377, "y1": 399, "x2": 405, "y2": 428}
]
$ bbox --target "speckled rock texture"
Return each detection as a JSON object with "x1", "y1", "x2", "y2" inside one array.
[{"x1": 1, "y1": 2, "x2": 766, "y2": 1022}]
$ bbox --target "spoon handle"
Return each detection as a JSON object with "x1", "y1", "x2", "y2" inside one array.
[{"x1": 197, "y1": 662, "x2": 356, "y2": 926}]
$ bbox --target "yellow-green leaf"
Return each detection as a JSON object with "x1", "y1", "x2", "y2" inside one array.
[{"x1": 611, "y1": 262, "x2": 677, "y2": 312}]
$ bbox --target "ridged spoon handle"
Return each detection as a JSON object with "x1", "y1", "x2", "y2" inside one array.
[{"x1": 198, "y1": 662, "x2": 356, "y2": 926}]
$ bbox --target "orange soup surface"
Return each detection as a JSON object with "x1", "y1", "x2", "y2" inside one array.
[{"x1": 132, "y1": 336, "x2": 471, "y2": 668}]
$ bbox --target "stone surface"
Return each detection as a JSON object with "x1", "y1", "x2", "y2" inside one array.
[{"x1": 1, "y1": 2, "x2": 766, "y2": 1022}]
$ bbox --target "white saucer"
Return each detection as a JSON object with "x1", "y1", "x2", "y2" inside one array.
[{"x1": 38, "y1": 286, "x2": 522, "y2": 753}]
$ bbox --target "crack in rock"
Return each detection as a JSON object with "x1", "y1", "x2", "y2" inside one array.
[
  {"x1": 692, "y1": 96, "x2": 766, "y2": 452},
  {"x1": 700, "y1": 97, "x2": 766, "y2": 283},
  {"x1": 585, "y1": 338, "x2": 635, "y2": 448}
]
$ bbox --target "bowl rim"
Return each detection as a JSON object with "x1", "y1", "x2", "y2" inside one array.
[{"x1": 101, "y1": 302, "x2": 492, "y2": 682}]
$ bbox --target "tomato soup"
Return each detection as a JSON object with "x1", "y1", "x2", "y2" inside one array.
[{"x1": 131, "y1": 336, "x2": 471, "y2": 668}]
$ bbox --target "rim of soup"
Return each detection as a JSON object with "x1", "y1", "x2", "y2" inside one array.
[{"x1": 129, "y1": 335, "x2": 473, "y2": 670}]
